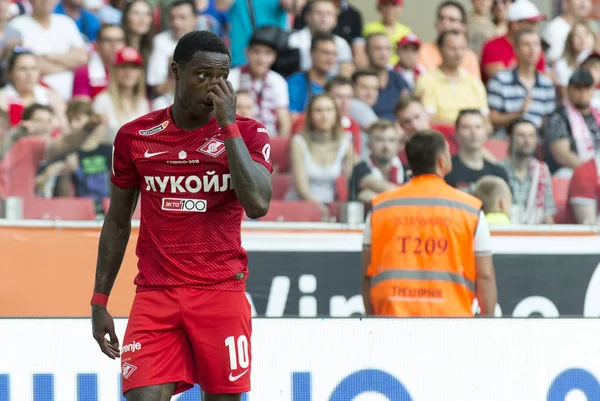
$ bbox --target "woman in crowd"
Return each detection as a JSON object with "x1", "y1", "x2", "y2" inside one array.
[
  {"x1": 286, "y1": 94, "x2": 355, "y2": 221},
  {"x1": 122, "y1": 0, "x2": 154, "y2": 66},
  {"x1": 491, "y1": 0, "x2": 513, "y2": 37},
  {"x1": 0, "y1": 48, "x2": 68, "y2": 131},
  {"x1": 92, "y1": 46, "x2": 149, "y2": 144},
  {"x1": 554, "y1": 22, "x2": 597, "y2": 96}
]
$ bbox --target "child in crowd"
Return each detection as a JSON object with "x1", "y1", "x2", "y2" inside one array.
[
  {"x1": 66, "y1": 100, "x2": 112, "y2": 218},
  {"x1": 363, "y1": 0, "x2": 411, "y2": 66},
  {"x1": 235, "y1": 89, "x2": 256, "y2": 119},
  {"x1": 472, "y1": 175, "x2": 512, "y2": 225},
  {"x1": 393, "y1": 34, "x2": 426, "y2": 90}
]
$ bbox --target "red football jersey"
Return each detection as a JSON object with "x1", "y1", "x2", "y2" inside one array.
[{"x1": 111, "y1": 107, "x2": 272, "y2": 292}]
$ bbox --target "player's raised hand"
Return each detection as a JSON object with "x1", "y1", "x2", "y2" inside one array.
[
  {"x1": 207, "y1": 79, "x2": 237, "y2": 128},
  {"x1": 91, "y1": 305, "x2": 121, "y2": 359}
]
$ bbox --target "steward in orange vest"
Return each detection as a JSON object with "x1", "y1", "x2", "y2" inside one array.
[{"x1": 361, "y1": 130, "x2": 498, "y2": 317}]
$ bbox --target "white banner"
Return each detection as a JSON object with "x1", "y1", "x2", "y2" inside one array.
[{"x1": 1, "y1": 319, "x2": 600, "y2": 401}]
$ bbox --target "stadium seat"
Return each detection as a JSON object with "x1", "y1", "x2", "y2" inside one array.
[
  {"x1": 272, "y1": 173, "x2": 291, "y2": 200},
  {"x1": 552, "y1": 177, "x2": 570, "y2": 209},
  {"x1": 102, "y1": 198, "x2": 142, "y2": 220},
  {"x1": 270, "y1": 136, "x2": 291, "y2": 173},
  {"x1": 259, "y1": 200, "x2": 322, "y2": 222},
  {"x1": 22, "y1": 197, "x2": 97, "y2": 220},
  {"x1": 484, "y1": 139, "x2": 509, "y2": 161}
]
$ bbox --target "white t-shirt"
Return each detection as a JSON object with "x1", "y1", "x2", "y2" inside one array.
[
  {"x1": 147, "y1": 30, "x2": 177, "y2": 87},
  {"x1": 229, "y1": 67, "x2": 289, "y2": 136},
  {"x1": 92, "y1": 92, "x2": 150, "y2": 144},
  {"x1": 288, "y1": 27, "x2": 353, "y2": 74},
  {"x1": 152, "y1": 93, "x2": 174, "y2": 111},
  {"x1": 7, "y1": 14, "x2": 85, "y2": 100},
  {"x1": 542, "y1": 16, "x2": 572, "y2": 63},
  {"x1": 362, "y1": 211, "x2": 492, "y2": 257}
]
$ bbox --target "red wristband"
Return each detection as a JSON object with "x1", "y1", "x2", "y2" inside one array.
[
  {"x1": 220, "y1": 123, "x2": 241, "y2": 140},
  {"x1": 91, "y1": 292, "x2": 109, "y2": 306}
]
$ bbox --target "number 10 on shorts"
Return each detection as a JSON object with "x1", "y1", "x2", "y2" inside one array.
[{"x1": 225, "y1": 335, "x2": 249, "y2": 370}]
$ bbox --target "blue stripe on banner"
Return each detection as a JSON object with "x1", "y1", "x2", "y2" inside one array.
[
  {"x1": 177, "y1": 385, "x2": 201, "y2": 400},
  {"x1": 0, "y1": 374, "x2": 9, "y2": 401},
  {"x1": 34, "y1": 374, "x2": 53, "y2": 401},
  {"x1": 242, "y1": 392, "x2": 249, "y2": 401},
  {"x1": 292, "y1": 372, "x2": 311, "y2": 401},
  {"x1": 77, "y1": 374, "x2": 97, "y2": 401},
  {"x1": 118, "y1": 374, "x2": 125, "y2": 401}
]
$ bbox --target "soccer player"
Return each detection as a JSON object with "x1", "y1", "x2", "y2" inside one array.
[{"x1": 90, "y1": 31, "x2": 273, "y2": 401}]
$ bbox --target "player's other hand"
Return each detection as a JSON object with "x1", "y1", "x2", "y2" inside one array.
[
  {"x1": 207, "y1": 80, "x2": 237, "y2": 128},
  {"x1": 91, "y1": 305, "x2": 121, "y2": 359}
]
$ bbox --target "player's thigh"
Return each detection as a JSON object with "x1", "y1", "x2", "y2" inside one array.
[
  {"x1": 202, "y1": 392, "x2": 242, "y2": 401},
  {"x1": 122, "y1": 290, "x2": 195, "y2": 394},
  {"x1": 125, "y1": 383, "x2": 176, "y2": 401},
  {"x1": 181, "y1": 289, "x2": 252, "y2": 394}
]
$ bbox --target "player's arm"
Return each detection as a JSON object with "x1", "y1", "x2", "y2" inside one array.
[
  {"x1": 208, "y1": 80, "x2": 272, "y2": 219},
  {"x1": 361, "y1": 214, "x2": 374, "y2": 315},
  {"x1": 473, "y1": 211, "x2": 497, "y2": 316}
]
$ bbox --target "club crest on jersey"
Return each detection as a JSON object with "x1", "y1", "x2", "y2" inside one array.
[
  {"x1": 198, "y1": 138, "x2": 226, "y2": 157},
  {"x1": 139, "y1": 121, "x2": 169, "y2": 136}
]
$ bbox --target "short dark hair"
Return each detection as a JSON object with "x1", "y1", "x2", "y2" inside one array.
[
  {"x1": 351, "y1": 68, "x2": 378, "y2": 85},
  {"x1": 170, "y1": 0, "x2": 196, "y2": 14},
  {"x1": 436, "y1": 29, "x2": 465, "y2": 48},
  {"x1": 307, "y1": 0, "x2": 336, "y2": 13},
  {"x1": 394, "y1": 94, "x2": 421, "y2": 116},
  {"x1": 506, "y1": 117, "x2": 536, "y2": 136},
  {"x1": 22, "y1": 104, "x2": 53, "y2": 121},
  {"x1": 173, "y1": 31, "x2": 230, "y2": 67},
  {"x1": 66, "y1": 100, "x2": 94, "y2": 120},
  {"x1": 325, "y1": 75, "x2": 353, "y2": 92},
  {"x1": 405, "y1": 130, "x2": 448, "y2": 176},
  {"x1": 96, "y1": 23, "x2": 124, "y2": 41},
  {"x1": 311, "y1": 31, "x2": 335, "y2": 52},
  {"x1": 513, "y1": 28, "x2": 539, "y2": 47},
  {"x1": 365, "y1": 32, "x2": 388, "y2": 52},
  {"x1": 455, "y1": 109, "x2": 484, "y2": 130},
  {"x1": 437, "y1": 1, "x2": 466, "y2": 24}
]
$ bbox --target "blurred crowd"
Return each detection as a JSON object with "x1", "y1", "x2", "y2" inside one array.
[{"x1": 2, "y1": 0, "x2": 600, "y2": 225}]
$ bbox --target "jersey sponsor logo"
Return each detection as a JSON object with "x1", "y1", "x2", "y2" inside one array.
[
  {"x1": 122, "y1": 362, "x2": 137, "y2": 379},
  {"x1": 162, "y1": 198, "x2": 207, "y2": 212},
  {"x1": 144, "y1": 149, "x2": 168, "y2": 158},
  {"x1": 198, "y1": 138, "x2": 226, "y2": 157},
  {"x1": 121, "y1": 341, "x2": 142, "y2": 354},
  {"x1": 145, "y1": 173, "x2": 233, "y2": 193},
  {"x1": 228, "y1": 369, "x2": 249, "y2": 382},
  {"x1": 139, "y1": 121, "x2": 169, "y2": 136}
]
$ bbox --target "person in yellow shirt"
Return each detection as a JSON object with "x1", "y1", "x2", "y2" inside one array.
[
  {"x1": 472, "y1": 175, "x2": 512, "y2": 225},
  {"x1": 362, "y1": 130, "x2": 498, "y2": 317},
  {"x1": 363, "y1": 0, "x2": 411, "y2": 66}
]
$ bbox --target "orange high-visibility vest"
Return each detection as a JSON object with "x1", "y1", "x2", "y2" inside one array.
[{"x1": 368, "y1": 174, "x2": 482, "y2": 317}]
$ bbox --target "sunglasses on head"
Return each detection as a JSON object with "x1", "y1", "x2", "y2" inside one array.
[{"x1": 12, "y1": 46, "x2": 33, "y2": 55}]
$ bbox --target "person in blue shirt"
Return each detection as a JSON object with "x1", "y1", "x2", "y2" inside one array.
[
  {"x1": 55, "y1": 0, "x2": 102, "y2": 43},
  {"x1": 220, "y1": 0, "x2": 306, "y2": 67},
  {"x1": 287, "y1": 32, "x2": 338, "y2": 118}
]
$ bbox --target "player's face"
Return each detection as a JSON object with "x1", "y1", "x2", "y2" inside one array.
[{"x1": 174, "y1": 51, "x2": 230, "y2": 117}]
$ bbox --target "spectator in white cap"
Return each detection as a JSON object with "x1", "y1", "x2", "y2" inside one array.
[
  {"x1": 393, "y1": 33, "x2": 426, "y2": 90},
  {"x1": 542, "y1": 0, "x2": 592, "y2": 64},
  {"x1": 480, "y1": 0, "x2": 546, "y2": 82}
]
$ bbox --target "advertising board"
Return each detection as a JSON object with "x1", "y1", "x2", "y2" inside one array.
[{"x1": 1, "y1": 319, "x2": 600, "y2": 401}]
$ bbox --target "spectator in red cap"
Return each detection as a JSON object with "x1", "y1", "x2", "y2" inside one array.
[
  {"x1": 363, "y1": 0, "x2": 410, "y2": 67},
  {"x1": 481, "y1": 0, "x2": 546, "y2": 82},
  {"x1": 393, "y1": 33, "x2": 426, "y2": 90},
  {"x1": 92, "y1": 46, "x2": 149, "y2": 143}
]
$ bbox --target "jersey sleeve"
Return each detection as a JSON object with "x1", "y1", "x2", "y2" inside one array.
[
  {"x1": 110, "y1": 127, "x2": 139, "y2": 189},
  {"x1": 240, "y1": 120, "x2": 273, "y2": 173}
]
